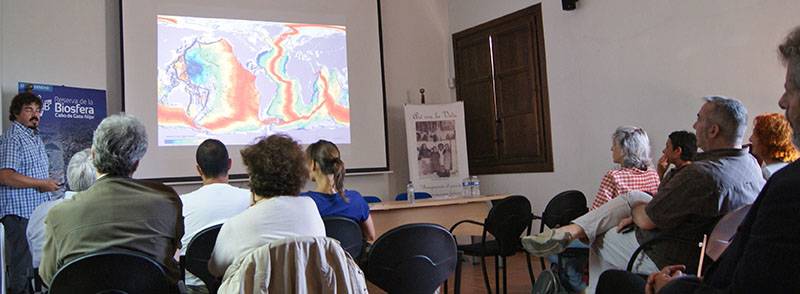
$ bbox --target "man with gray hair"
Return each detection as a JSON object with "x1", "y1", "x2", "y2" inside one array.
[
  {"x1": 38, "y1": 114, "x2": 183, "y2": 286},
  {"x1": 523, "y1": 96, "x2": 764, "y2": 293},
  {"x1": 595, "y1": 25, "x2": 800, "y2": 294}
]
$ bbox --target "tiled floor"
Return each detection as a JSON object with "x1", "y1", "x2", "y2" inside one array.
[{"x1": 367, "y1": 253, "x2": 545, "y2": 294}]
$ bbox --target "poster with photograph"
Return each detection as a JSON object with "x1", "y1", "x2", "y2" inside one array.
[{"x1": 404, "y1": 102, "x2": 469, "y2": 197}]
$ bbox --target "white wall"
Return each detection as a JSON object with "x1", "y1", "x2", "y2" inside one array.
[
  {"x1": 0, "y1": 0, "x2": 110, "y2": 116},
  {"x1": 448, "y1": 0, "x2": 799, "y2": 214},
  {"x1": 0, "y1": 0, "x2": 4, "y2": 129},
  {"x1": 0, "y1": 0, "x2": 452, "y2": 199},
  {"x1": 380, "y1": 0, "x2": 451, "y2": 195},
  {"x1": 6, "y1": 0, "x2": 794, "y2": 209}
]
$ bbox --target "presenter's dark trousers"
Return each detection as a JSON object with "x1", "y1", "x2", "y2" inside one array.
[{"x1": 2, "y1": 215, "x2": 33, "y2": 294}]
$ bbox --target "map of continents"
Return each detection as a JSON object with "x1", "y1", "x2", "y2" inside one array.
[{"x1": 157, "y1": 15, "x2": 350, "y2": 146}]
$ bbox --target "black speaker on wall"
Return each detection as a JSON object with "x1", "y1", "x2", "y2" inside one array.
[{"x1": 562, "y1": 0, "x2": 577, "y2": 11}]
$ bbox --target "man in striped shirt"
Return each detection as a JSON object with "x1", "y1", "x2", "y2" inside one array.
[{"x1": 0, "y1": 92, "x2": 60, "y2": 294}]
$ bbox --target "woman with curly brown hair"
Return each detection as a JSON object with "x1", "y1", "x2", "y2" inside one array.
[
  {"x1": 749, "y1": 113, "x2": 800, "y2": 179},
  {"x1": 208, "y1": 134, "x2": 326, "y2": 277}
]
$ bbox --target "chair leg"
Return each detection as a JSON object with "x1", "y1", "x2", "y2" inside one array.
[
  {"x1": 540, "y1": 256, "x2": 547, "y2": 271},
  {"x1": 494, "y1": 255, "x2": 500, "y2": 294},
  {"x1": 447, "y1": 250, "x2": 463, "y2": 294},
  {"x1": 454, "y1": 251, "x2": 463, "y2": 294},
  {"x1": 480, "y1": 256, "x2": 492, "y2": 294},
  {"x1": 526, "y1": 252, "x2": 536, "y2": 286},
  {"x1": 502, "y1": 256, "x2": 508, "y2": 294}
]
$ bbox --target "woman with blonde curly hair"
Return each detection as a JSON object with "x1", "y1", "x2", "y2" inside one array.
[{"x1": 749, "y1": 113, "x2": 799, "y2": 179}]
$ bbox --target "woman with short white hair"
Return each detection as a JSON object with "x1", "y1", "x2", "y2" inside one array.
[
  {"x1": 26, "y1": 148, "x2": 96, "y2": 269},
  {"x1": 65, "y1": 148, "x2": 96, "y2": 197},
  {"x1": 591, "y1": 126, "x2": 660, "y2": 209}
]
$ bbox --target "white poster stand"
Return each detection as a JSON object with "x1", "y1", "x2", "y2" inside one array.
[{"x1": 404, "y1": 102, "x2": 470, "y2": 197}]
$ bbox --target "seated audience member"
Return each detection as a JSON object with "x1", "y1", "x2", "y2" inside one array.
[
  {"x1": 523, "y1": 96, "x2": 764, "y2": 293},
  {"x1": 208, "y1": 134, "x2": 325, "y2": 277},
  {"x1": 749, "y1": 112, "x2": 799, "y2": 179},
  {"x1": 302, "y1": 140, "x2": 376, "y2": 241},
  {"x1": 26, "y1": 149, "x2": 95, "y2": 271},
  {"x1": 180, "y1": 139, "x2": 250, "y2": 292},
  {"x1": 656, "y1": 131, "x2": 697, "y2": 182},
  {"x1": 553, "y1": 130, "x2": 694, "y2": 292},
  {"x1": 598, "y1": 25, "x2": 800, "y2": 294},
  {"x1": 39, "y1": 114, "x2": 184, "y2": 285},
  {"x1": 591, "y1": 126, "x2": 660, "y2": 209}
]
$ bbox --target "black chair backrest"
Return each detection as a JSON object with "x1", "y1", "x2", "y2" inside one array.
[
  {"x1": 185, "y1": 224, "x2": 223, "y2": 293},
  {"x1": 484, "y1": 195, "x2": 534, "y2": 256},
  {"x1": 542, "y1": 190, "x2": 588, "y2": 229},
  {"x1": 323, "y1": 216, "x2": 364, "y2": 259},
  {"x1": 395, "y1": 192, "x2": 433, "y2": 201},
  {"x1": 366, "y1": 223, "x2": 457, "y2": 294},
  {"x1": 363, "y1": 195, "x2": 382, "y2": 203},
  {"x1": 49, "y1": 249, "x2": 176, "y2": 294}
]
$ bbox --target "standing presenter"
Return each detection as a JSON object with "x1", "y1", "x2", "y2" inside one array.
[{"x1": 0, "y1": 92, "x2": 59, "y2": 294}]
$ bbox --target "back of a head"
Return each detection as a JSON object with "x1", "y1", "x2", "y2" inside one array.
[
  {"x1": 92, "y1": 114, "x2": 148, "y2": 177},
  {"x1": 67, "y1": 148, "x2": 97, "y2": 192},
  {"x1": 612, "y1": 126, "x2": 652, "y2": 170},
  {"x1": 196, "y1": 139, "x2": 230, "y2": 178},
  {"x1": 669, "y1": 130, "x2": 698, "y2": 161},
  {"x1": 241, "y1": 134, "x2": 308, "y2": 197},
  {"x1": 753, "y1": 113, "x2": 799, "y2": 163},
  {"x1": 703, "y1": 96, "x2": 748, "y2": 144},
  {"x1": 306, "y1": 140, "x2": 348, "y2": 202}
]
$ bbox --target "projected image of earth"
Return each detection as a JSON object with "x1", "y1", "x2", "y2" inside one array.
[{"x1": 156, "y1": 15, "x2": 350, "y2": 146}]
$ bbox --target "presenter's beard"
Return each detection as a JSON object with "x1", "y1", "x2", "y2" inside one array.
[{"x1": 28, "y1": 118, "x2": 39, "y2": 130}]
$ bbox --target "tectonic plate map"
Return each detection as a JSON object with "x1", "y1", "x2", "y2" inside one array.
[{"x1": 157, "y1": 15, "x2": 350, "y2": 146}]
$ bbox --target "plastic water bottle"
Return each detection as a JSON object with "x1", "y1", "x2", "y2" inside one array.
[
  {"x1": 407, "y1": 181, "x2": 416, "y2": 204},
  {"x1": 471, "y1": 176, "x2": 481, "y2": 197},
  {"x1": 462, "y1": 177, "x2": 471, "y2": 197}
]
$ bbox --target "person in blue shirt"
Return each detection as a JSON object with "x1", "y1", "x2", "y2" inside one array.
[
  {"x1": 301, "y1": 140, "x2": 376, "y2": 241},
  {"x1": 0, "y1": 92, "x2": 60, "y2": 293}
]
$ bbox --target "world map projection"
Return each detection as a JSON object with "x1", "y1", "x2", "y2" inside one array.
[{"x1": 157, "y1": 15, "x2": 350, "y2": 146}]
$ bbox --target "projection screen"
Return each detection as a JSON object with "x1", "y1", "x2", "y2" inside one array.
[{"x1": 121, "y1": 0, "x2": 388, "y2": 182}]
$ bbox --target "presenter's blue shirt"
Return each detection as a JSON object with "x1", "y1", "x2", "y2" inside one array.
[
  {"x1": 0, "y1": 121, "x2": 50, "y2": 218},
  {"x1": 300, "y1": 190, "x2": 370, "y2": 223}
]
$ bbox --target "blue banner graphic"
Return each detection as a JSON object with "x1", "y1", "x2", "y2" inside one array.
[{"x1": 18, "y1": 82, "x2": 107, "y2": 195}]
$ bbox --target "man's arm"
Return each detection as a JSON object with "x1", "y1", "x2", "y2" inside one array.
[
  {"x1": 657, "y1": 171, "x2": 800, "y2": 294},
  {"x1": 645, "y1": 166, "x2": 714, "y2": 231},
  {"x1": 632, "y1": 202, "x2": 657, "y2": 230},
  {"x1": 0, "y1": 169, "x2": 59, "y2": 192}
]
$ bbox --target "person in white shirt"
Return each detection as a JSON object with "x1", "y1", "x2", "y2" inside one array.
[
  {"x1": 26, "y1": 148, "x2": 95, "y2": 271},
  {"x1": 749, "y1": 113, "x2": 799, "y2": 179},
  {"x1": 180, "y1": 139, "x2": 250, "y2": 292},
  {"x1": 208, "y1": 134, "x2": 325, "y2": 278}
]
